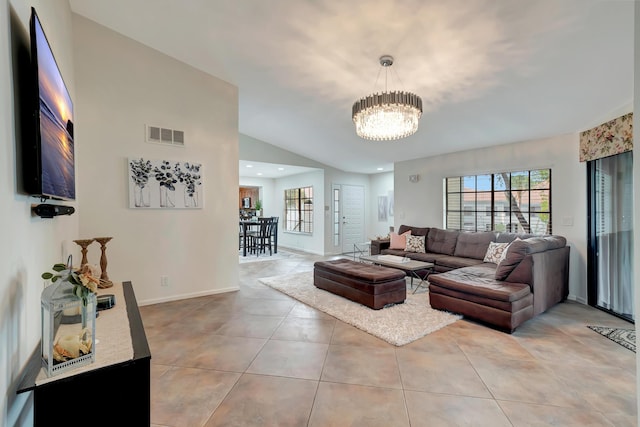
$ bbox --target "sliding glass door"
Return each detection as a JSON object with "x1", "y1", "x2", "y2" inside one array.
[{"x1": 587, "y1": 151, "x2": 634, "y2": 322}]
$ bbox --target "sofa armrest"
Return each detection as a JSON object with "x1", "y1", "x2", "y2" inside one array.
[
  {"x1": 529, "y1": 246, "x2": 570, "y2": 316},
  {"x1": 370, "y1": 239, "x2": 390, "y2": 255}
]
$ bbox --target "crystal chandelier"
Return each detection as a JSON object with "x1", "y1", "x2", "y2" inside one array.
[{"x1": 352, "y1": 56, "x2": 422, "y2": 141}]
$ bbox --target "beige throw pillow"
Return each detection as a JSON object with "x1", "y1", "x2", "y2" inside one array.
[
  {"x1": 405, "y1": 235, "x2": 426, "y2": 253},
  {"x1": 483, "y1": 242, "x2": 509, "y2": 264}
]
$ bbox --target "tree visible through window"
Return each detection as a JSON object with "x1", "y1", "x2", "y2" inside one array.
[
  {"x1": 284, "y1": 186, "x2": 313, "y2": 233},
  {"x1": 445, "y1": 170, "x2": 551, "y2": 234}
]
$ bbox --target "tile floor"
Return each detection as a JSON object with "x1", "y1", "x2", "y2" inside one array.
[{"x1": 141, "y1": 250, "x2": 637, "y2": 427}]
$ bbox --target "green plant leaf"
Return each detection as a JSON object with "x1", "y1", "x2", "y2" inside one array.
[
  {"x1": 52, "y1": 264, "x2": 67, "y2": 272},
  {"x1": 41, "y1": 272, "x2": 53, "y2": 280}
]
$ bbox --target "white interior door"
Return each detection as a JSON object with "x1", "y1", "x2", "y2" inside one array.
[{"x1": 339, "y1": 185, "x2": 365, "y2": 253}]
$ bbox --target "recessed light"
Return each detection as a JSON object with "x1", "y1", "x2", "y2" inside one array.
[
  {"x1": 246, "y1": 164, "x2": 253, "y2": 168},
  {"x1": 277, "y1": 167, "x2": 284, "y2": 171},
  {"x1": 257, "y1": 172, "x2": 263, "y2": 176},
  {"x1": 377, "y1": 167, "x2": 384, "y2": 171}
]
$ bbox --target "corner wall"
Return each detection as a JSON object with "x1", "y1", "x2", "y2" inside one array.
[
  {"x1": 394, "y1": 133, "x2": 587, "y2": 301},
  {"x1": 72, "y1": 15, "x2": 239, "y2": 305}
]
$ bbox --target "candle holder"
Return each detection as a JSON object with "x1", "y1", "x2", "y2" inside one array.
[
  {"x1": 94, "y1": 237, "x2": 114, "y2": 289},
  {"x1": 73, "y1": 239, "x2": 95, "y2": 267}
]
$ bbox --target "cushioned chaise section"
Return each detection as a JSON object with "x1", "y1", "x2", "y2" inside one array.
[
  {"x1": 314, "y1": 259, "x2": 407, "y2": 310},
  {"x1": 428, "y1": 265, "x2": 534, "y2": 332},
  {"x1": 430, "y1": 293, "x2": 533, "y2": 332}
]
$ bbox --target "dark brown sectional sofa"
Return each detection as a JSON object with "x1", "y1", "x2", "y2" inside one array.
[{"x1": 370, "y1": 225, "x2": 570, "y2": 332}]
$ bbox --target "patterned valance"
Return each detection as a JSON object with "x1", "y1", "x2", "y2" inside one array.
[{"x1": 579, "y1": 112, "x2": 633, "y2": 162}]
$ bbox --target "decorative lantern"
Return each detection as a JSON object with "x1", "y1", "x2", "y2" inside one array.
[{"x1": 41, "y1": 256, "x2": 97, "y2": 376}]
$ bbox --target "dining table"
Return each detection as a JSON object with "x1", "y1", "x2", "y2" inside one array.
[{"x1": 239, "y1": 218, "x2": 278, "y2": 256}]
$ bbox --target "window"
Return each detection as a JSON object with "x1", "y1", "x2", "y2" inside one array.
[
  {"x1": 445, "y1": 169, "x2": 551, "y2": 234},
  {"x1": 284, "y1": 186, "x2": 313, "y2": 233}
]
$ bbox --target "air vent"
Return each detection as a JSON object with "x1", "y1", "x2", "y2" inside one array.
[{"x1": 146, "y1": 125, "x2": 185, "y2": 146}]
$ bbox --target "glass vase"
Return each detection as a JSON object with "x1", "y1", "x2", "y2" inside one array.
[
  {"x1": 41, "y1": 280, "x2": 96, "y2": 376},
  {"x1": 134, "y1": 185, "x2": 150, "y2": 207}
]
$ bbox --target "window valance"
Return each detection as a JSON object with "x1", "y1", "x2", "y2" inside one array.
[{"x1": 579, "y1": 112, "x2": 633, "y2": 162}]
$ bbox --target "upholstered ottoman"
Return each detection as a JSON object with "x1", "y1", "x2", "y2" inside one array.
[{"x1": 313, "y1": 259, "x2": 407, "y2": 309}]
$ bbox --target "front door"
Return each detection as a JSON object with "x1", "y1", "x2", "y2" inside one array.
[{"x1": 335, "y1": 184, "x2": 365, "y2": 253}]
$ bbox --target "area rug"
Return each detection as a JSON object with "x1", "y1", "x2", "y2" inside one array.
[
  {"x1": 239, "y1": 249, "x2": 300, "y2": 264},
  {"x1": 258, "y1": 271, "x2": 462, "y2": 346},
  {"x1": 587, "y1": 325, "x2": 636, "y2": 353}
]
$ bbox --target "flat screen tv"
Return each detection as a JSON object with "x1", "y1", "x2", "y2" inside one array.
[{"x1": 23, "y1": 7, "x2": 75, "y2": 201}]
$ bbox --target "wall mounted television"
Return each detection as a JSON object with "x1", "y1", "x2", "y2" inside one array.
[{"x1": 22, "y1": 7, "x2": 75, "y2": 201}]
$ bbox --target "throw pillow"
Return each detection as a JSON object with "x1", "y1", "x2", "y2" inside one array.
[
  {"x1": 405, "y1": 235, "x2": 426, "y2": 253},
  {"x1": 389, "y1": 230, "x2": 411, "y2": 249},
  {"x1": 483, "y1": 242, "x2": 509, "y2": 264},
  {"x1": 495, "y1": 238, "x2": 528, "y2": 280}
]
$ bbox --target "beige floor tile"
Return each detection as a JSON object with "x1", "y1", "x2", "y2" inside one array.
[
  {"x1": 321, "y1": 345, "x2": 402, "y2": 389},
  {"x1": 404, "y1": 391, "x2": 512, "y2": 427},
  {"x1": 151, "y1": 366, "x2": 240, "y2": 427},
  {"x1": 271, "y1": 317, "x2": 336, "y2": 343},
  {"x1": 205, "y1": 374, "x2": 317, "y2": 427},
  {"x1": 396, "y1": 347, "x2": 492, "y2": 398},
  {"x1": 246, "y1": 339, "x2": 329, "y2": 380},
  {"x1": 308, "y1": 382, "x2": 410, "y2": 427},
  {"x1": 470, "y1": 354, "x2": 591, "y2": 408},
  {"x1": 214, "y1": 314, "x2": 284, "y2": 338},
  {"x1": 330, "y1": 321, "x2": 394, "y2": 348},
  {"x1": 498, "y1": 400, "x2": 616, "y2": 426},
  {"x1": 177, "y1": 335, "x2": 267, "y2": 372}
]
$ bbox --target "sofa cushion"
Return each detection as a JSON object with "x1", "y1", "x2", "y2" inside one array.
[
  {"x1": 405, "y1": 235, "x2": 426, "y2": 253},
  {"x1": 389, "y1": 230, "x2": 411, "y2": 249},
  {"x1": 495, "y1": 238, "x2": 528, "y2": 280},
  {"x1": 426, "y1": 228, "x2": 459, "y2": 255},
  {"x1": 398, "y1": 225, "x2": 429, "y2": 237},
  {"x1": 435, "y1": 255, "x2": 486, "y2": 270},
  {"x1": 454, "y1": 231, "x2": 496, "y2": 260}
]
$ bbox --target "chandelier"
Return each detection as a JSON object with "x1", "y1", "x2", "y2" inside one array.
[{"x1": 352, "y1": 55, "x2": 423, "y2": 141}]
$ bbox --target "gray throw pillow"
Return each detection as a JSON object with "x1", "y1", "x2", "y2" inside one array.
[{"x1": 495, "y1": 239, "x2": 528, "y2": 280}]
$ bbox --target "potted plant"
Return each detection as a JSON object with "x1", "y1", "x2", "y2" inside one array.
[{"x1": 254, "y1": 199, "x2": 263, "y2": 217}]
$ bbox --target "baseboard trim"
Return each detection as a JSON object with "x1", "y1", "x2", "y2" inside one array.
[{"x1": 139, "y1": 286, "x2": 240, "y2": 306}]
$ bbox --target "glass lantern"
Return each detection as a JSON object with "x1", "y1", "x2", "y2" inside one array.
[{"x1": 41, "y1": 279, "x2": 97, "y2": 376}]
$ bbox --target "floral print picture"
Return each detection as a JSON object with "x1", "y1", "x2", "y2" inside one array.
[{"x1": 128, "y1": 157, "x2": 203, "y2": 209}]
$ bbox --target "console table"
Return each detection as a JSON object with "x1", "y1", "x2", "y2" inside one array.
[{"x1": 17, "y1": 281, "x2": 151, "y2": 426}]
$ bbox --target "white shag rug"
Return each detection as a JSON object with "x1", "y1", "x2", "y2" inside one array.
[{"x1": 259, "y1": 271, "x2": 462, "y2": 346}]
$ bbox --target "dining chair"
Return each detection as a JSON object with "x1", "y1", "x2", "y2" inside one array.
[{"x1": 249, "y1": 217, "x2": 276, "y2": 256}]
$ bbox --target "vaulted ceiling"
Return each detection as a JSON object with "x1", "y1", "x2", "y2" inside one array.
[{"x1": 69, "y1": 0, "x2": 634, "y2": 174}]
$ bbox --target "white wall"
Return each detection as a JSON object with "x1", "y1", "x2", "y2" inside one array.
[
  {"x1": 369, "y1": 172, "x2": 394, "y2": 239},
  {"x1": 394, "y1": 133, "x2": 588, "y2": 302},
  {"x1": 2, "y1": 1, "x2": 78, "y2": 425},
  {"x1": 72, "y1": 15, "x2": 239, "y2": 305}
]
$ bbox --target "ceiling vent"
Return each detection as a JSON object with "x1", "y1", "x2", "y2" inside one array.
[{"x1": 146, "y1": 125, "x2": 184, "y2": 146}]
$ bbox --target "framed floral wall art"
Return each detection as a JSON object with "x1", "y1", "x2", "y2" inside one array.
[{"x1": 128, "y1": 157, "x2": 203, "y2": 209}]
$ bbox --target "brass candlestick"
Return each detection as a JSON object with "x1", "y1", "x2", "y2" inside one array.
[
  {"x1": 73, "y1": 238, "x2": 95, "y2": 267},
  {"x1": 94, "y1": 237, "x2": 114, "y2": 288}
]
